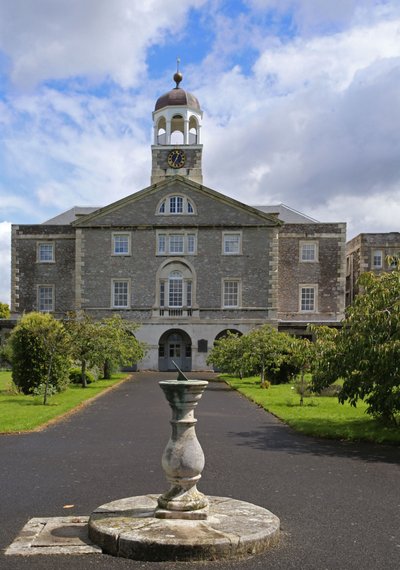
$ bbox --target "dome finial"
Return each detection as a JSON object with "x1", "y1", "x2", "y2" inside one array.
[{"x1": 173, "y1": 57, "x2": 183, "y2": 88}]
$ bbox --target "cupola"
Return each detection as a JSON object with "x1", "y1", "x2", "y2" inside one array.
[{"x1": 151, "y1": 67, "x2": 203, "y2": 185}]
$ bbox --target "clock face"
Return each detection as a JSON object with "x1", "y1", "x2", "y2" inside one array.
[{"x1": 167, "y1": 149, "x2": 186, "y2": 169}]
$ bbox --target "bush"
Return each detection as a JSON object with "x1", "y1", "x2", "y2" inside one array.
[
  {"x1": 69, "y1": 367, "x2": 95, "y2": 385},
  {"x1": 10, "y1": 312, "x2": 70, "y2": 395},
  {"x1": 317, "y1": 384, "x2": 342, "y2": 397},
  {"x1": 0, "y1": 340, "x2": 12, "y2": 369}
]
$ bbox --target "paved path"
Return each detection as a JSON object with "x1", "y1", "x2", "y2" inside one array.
[{"x1": 0, "y1": 372, "x2": 399, "y2": 569}]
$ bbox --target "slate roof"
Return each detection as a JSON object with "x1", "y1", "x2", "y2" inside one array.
[
  {"x1": 41, "y1": 201, "x2": 318, "y2": 226},
  {"x1": 42, "y1": 206, "x2": 100, "y2": 225},
  {"x1": 253, "y1": 204, "x2": 319, "y2": 224}
]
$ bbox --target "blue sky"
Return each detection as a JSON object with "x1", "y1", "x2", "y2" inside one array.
[{"x1": 1, "y1": 0, "x2": 400, "y2": 303}]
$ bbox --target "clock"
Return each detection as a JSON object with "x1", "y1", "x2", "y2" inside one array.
[{"x1": 167, "y1": 149, "x2": 186, "y2": 169}]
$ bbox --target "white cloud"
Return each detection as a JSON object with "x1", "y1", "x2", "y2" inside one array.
[
  {"x1": 310, "y1": 192, "x2": 400, "y2": 239},
  {"x1": 0, "y1": 222, "x2": 11, "y2": 304},
  {"x1": 197, "y1": 7, "x2": 400, "y2": 232},
  {"x1": 0, "y1": 0, "x2": 206, "y2": 88},
  {"x1": 254, "y1": 19, "x2": 400, "y2": 92}
]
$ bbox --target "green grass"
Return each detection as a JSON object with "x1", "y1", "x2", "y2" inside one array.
[
  {"x1": 223, "y1": 375, "x2": 400, "y2": 445},
  {"x1": 0, "y1": 370, "x2": 130, "y2": 433}
]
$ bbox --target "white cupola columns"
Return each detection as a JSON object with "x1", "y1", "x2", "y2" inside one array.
[{"x1": 153, "y1": 105, "x2": 203, "y2": 146}]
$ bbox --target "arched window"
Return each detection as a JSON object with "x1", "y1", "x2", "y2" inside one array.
[
  {"x1": 157, "y1": 195, "x2": 196, "y2": 215},
  {"x1": 156, "y1": 261, "x2": 195, "y2": 317},
  {"x1": 169, "y1": 271, "x2": 183, "y2": 307}
]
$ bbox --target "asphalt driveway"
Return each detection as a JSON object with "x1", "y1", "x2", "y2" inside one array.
[{"x1": 0, "y1": 372, "x2": 399, "y2": 569}]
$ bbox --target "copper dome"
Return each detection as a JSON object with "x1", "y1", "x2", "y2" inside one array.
[{"x1": 154, "y1": 87, "x2": 201, "y2": 112}]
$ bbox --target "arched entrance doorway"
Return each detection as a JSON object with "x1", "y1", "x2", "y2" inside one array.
[
  {"x1": 158, "y1": 329, "x2": 192, "y2": 371},
  {"x1": 214, "y1": 329, "x2": 242, "y2": 342}
]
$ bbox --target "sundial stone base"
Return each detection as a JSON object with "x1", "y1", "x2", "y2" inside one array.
[{"x1": 88, "y1": 494, "x2": 280, "y2": 561}]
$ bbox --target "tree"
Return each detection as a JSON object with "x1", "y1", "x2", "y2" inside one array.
[
  {"x1": 243, "y1": 326, "x2": 293, "y2": 387},
  {"x1": 10, "y1": 312, "x2": 70, "y2": 400},
  {"x1": 289, "y1": 337, "x2": 314, "y2": 405},
  {"x1": 206, "y1": 332, "x2": 249, "y2": 377},
  {"x1": 0, "y1": 302, "x2": 10, "y2": 318},
  {"x1": 207, "y1": 325, "x2": 294, "y2": 387},
  {"x1": 63, "y1": 312, "x2": 104, "y2": 388},
  {"x1": 99, "y1": 315, "x2": 146, "y2": 378},
  {"x1": 313, "y1": 270, "x2": 400, "y2": 425},
  {"x1": 64, "y1": 312, "x2": 145, "y2": 386}
]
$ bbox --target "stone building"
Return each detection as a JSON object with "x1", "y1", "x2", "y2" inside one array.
[
  {"x1": 9, "y1": 73, "x2": 346, "y2": 370},
  {"x1": 346, "y1": 232, "x2": 400, "y2": 305}
]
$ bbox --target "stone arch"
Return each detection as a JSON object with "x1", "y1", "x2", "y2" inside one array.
[
  {"x1": 215, "y1": 329, "x2": 243, "y2": 342},
  {"x1": 189, "y1": 115, "x2": 198, "y2": 144},
  {"x1": 155, "y1": 259, "x2": 196, "y2": 317},
  {"x1": 158, "y1": 328, "x2": 192, "y2": 371},
  {"x1": 170, "y1": 114, "x2": 184, "y2": 145},
  {"x1": 157, "y1": 116, "x2": 167, "y2": 144}
]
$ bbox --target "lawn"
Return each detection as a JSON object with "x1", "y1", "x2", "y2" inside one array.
[
  {"x1": 223, "y1": 375, "x2": 400, "y2": 445},
  {"x1": 0, "y1": 370, "x2": 130, "y2": 433}
]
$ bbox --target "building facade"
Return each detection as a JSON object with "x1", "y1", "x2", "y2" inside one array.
[
  {"x1": 10, "y1": 74, "x2": 346, "y2": 370},
  {"x1": 346, "y1": 232, "x2": 400, "y2": 305}
]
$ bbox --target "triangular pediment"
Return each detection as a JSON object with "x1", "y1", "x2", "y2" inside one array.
[{"x1": 72, "y1": 176, "x2": 282, "y2": 228}]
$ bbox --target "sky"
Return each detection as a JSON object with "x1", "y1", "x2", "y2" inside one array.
[{"x1": 1, "y1": 0, "x2": 400, "y2": 304}]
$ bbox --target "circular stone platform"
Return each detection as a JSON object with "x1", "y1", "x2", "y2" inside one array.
[{"x1": 88, "y1": 494, "x2": 280, "y2": 561}]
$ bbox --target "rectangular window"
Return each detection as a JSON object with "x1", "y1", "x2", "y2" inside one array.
[
  {"x1": 169, "y1": 196, "x2": 183, "y2": 213},
  {"x1": 300, "y1": 287, "x2": 316, "y2": 312},
  {"x1": 223, "y1": 280, "x2": 239, "y2": 307},
  {"x1": 38, "y1": 243, "x2": 54, "y2": 262},
  {"x1": 160, "y1": 282, "x2": 165, "y2": 307},
  {"x1": 113, "y1": 233, "x2": 130, "y2": 255},
  {"x1": 372, "y1": 250, "x2": 383, "y2": 268},
  {"x1": 38, "y1": 285, "x2": 54, "y2": 312},
  {"x1": 300, "y1": 242, "x2": 317, "y2": 262},
  {"x1": 169, "y1": 278, "x2": 183, "y2": 307},
  {"x1": 223, "y1": 233, "x2": 241, "y2": 255},
  {"x1": 158, "y1": 234, "x2": 166, "y2": 254},
  {"x1": 156, "y1": 231, "x2": 197, "y2": 256},
  {"x1": 112, "y1": 280, "x2": 129, "y2": 308},
  {"x1": 186, "y1": 281, "x2": 192, "y2": 307},
  {"x1": 169, "y1": 235, "x2": 184, "y2": 254},
  {"x1": 187, "y1": 234, "x2": 196, "y2": 254}
]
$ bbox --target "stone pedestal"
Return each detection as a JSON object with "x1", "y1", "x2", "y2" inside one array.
[
  {"x1": 156, "y1": 380, "x2": 208, "y2": 518},
  {"x1": 87, "y1": 375, "x2": 281, "y2": 561},
  {"x1": 88, "y1": 495, "x2": 280, "y2": 561}
]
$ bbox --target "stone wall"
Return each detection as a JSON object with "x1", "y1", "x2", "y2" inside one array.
[
  {"x1": 346, "y1": 232, "x2": 400, "y2": 304},
  {"x1": 277, "y1": 223, "x2": 346, "y2": 321},
  {"x1": 11, "y1": 225, "x2": 76, "y2": 316}
]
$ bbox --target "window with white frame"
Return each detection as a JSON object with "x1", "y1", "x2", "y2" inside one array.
[
  {"x1": 157, "y1": 195, "x2": 196, "y2": 215},
  {"x1": 112, "y1": 280, "x2": 130, "y2": 308},
  {"x1": 168, "y1": 271, "x2": 183, "y2": 306},
  {"x1": 372, "y1": 250, "x2": 383, "y2": 268},
  {"x1": 300, "y1": 241, "x2": 318, "y2": 262},
  {"x1": 223, "y1": 233, "x2": 241, "y2": 255},
  {"x1": 157, "y1": 231, "x2": 197, "y2": 255},
  {"x1": 300, "y1": 286, "x2": 316, "y2": 312},
  {"x1": 223, "y1": 280, "x2": 240, "y2": 308},
  {"x1": 169, "y1": 234, "x2": 184, "y2": 254},
  {"x1": 38, "y1": 242, "x2": 54, "y2": 263},
  {"x1": 112, "y1": 233, "x2": 131, "y2": 255},
  {"x1": 157, "y1": 262, "x2": 195, "y2": 312},
  {"x1": 38, "y1": 285, "x2": 54, "y2": 312}
]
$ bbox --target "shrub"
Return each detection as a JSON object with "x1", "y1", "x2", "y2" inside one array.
[
  {"x1": 317, "y1": 384, "x2": 342, "y2": 397},
  {"x1": 69, "y1": 367, "x2": 95, "y2": 385},
  {"x1": 10, "y1": 312, "x2": 70, "y2": 395}
]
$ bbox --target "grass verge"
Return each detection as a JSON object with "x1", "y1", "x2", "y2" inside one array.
[
  {"x1": 0, "y1": 370, "x2": 130, "y2": 433},
  {"x1": 223, "y1": 375, "x2": 400, "y2": 445}
]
